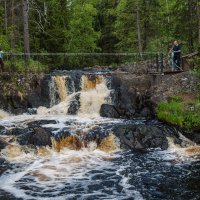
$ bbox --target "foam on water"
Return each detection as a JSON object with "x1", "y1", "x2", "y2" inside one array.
[
  {"x1": 0, "y1": 72, "x2": 200, "y2": 199},
  {"x1": 0, "y1": 114, "x2": 200, "y2": 199},
  {"x1": 0, "y1": 144, "x2": 121, "y2": 200},
  {"x1": 0, "y1": 109, "x2": 9, "y2": 119},
  {"x1": 78, "y1": 75, "x2": 111, "y2": 117}
]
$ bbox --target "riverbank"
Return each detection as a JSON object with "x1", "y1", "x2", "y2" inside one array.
[{"x1": 0, "y1": 67, "x2": 199, "y2": 143}]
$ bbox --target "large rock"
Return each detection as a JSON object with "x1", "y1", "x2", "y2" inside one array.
[
  {"x1": 100, "y1": 104, "x2": 120, "y2": 118},
  {"x1": 0, "y1": 158, "x2": 11, "y2": 176},
  {"x1": 113, "y1": 124, "x2": 168, "y2": 150},
  {"x1": 0, "y1": 125, "x2": 5, "y2": 135},
  {"x1": 28, "y1": 127, "x2": 52, "y2": 147},
  {"x1": 8, "y1": 126, "x2": 52, "y2": 147},
  {"x1": 112, "y1": 123, "x2": 191, "y2": 150},
  {"x1": 0, "y1": 139, "x2": 7, "y2": 150},
  {"x1": 181, "y1": 130, "x2": 200, "y2": 145},
  {"x1": 0, "y1": 73, "x2": 54, "y2": 115},
  {"x1": 27, "y1": 120, "x2": 57, "y2": 128},
  {"x1": 111, "y1": 72, "x2": 153, "y2": 119}
]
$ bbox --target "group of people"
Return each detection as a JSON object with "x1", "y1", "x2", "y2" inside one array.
[{"x1": 168, "y1": 40, "x2": 182, "y2": 71}]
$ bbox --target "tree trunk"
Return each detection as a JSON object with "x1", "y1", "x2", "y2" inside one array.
[
  {"x1": 22, "y1": 0, "x2": 30, "y2": 59},
  {"x1": 11, "y1": 0, "x2": 15, "y2": 48},
  {"x1": 4, "y1": 0, "x2": 8, "y2": 36},
  {"x1": 136, "y1": 2, "x2": 142, "y2": 55},
  {"x1": 198, "y1": 1, "x2": 200, "y2": 45}
]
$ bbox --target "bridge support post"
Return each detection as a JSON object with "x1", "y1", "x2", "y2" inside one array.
[
  {"x1": 160, "y1": 53, "x2": 164, "y2": 73},
  {"x1": 156, "y1": 54, "x2": 159, "y2": 72}
]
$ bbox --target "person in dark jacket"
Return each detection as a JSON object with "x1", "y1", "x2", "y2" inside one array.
[
  {"x1": 0, "y1": 49, "x2": 4, "y2": 72},
  {"x1": 172, "y1": 41, "x2": 181, "y2": 70}
]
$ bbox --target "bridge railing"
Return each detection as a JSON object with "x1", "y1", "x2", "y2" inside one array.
[{"x1": 2, "y1": 52, "x2": 166, "y2": 73}]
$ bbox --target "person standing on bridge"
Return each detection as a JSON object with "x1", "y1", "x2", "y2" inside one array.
[
  {"x1": 0, "y1": 49, "x2": 4, "y2": 72},
  {"x1": 172, "y1": 40, "x2": 181, "y2": 70}
]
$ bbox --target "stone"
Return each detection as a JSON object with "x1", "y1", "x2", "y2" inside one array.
[
  {"x1": 27, "y1": 120, "x2": 57, "y2": 128},
  {"x1": 0, "y1": 139, "x2": 7, "y2": 150},
  {"x1": 100, "y1": 104, "x2": 120, "y2": 118},
  {"x1": 111, "y1": 72, "x2": 153, "y2": 119},
  {"x1": 0, "y1": 125, "x2": 5, "y2": 135},
  {"x1": 28, "y1": 127, "x2": 52, "y2": 147},
  {"x1": 113, "y1": 124, "x2": 169, "y2": 150},
  {"x1": 68, "y1": 93, "x2": 80, "y2": 115}
]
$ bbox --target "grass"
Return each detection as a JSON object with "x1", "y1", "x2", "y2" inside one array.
[
  {"x1": 156, "y1": 96, "x2": 200, "y2": 130},
  {"x1": 4, "y1": 59, "x2": 49, "y2": 73}
]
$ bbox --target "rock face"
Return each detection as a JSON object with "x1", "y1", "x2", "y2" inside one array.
[
  {"x1": 112, "y1": 124, "x2": 191, "y2": 150},
  {"x1": 113, "y1": 124, "x2": 168, "y2": 150},
  {"x1": 101, "y1": 72, "x2": 154, "y2": 119},
  {"x1": 0, "y1": 73, "x2": 52, "y2": 114},
  {"x1": 28, "y1": 128, "x2": 52, "y2": 147},
  {"x1": 0, "y1": 139, "x2": 7, "y2": 150},
  {"x1": 8, "y1": 126, "x2": 52, "y2": 147},
  {"x1": 100, "y1": 104, "x2": 120, "y2": 118}
]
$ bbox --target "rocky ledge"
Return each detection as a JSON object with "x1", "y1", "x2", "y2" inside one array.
[
  {"x1": 100, "y1": 65, "x2": 199, "y2": 120},
  {"x1": 0, "y1": 119, "x2": 192, "y2": 153},
  {"x1": 0, "y1": 73, "x2": 52, "y2": 114}
]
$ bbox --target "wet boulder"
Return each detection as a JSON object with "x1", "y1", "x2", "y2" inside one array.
[
  {"x1": 100, "y1": 104, "x2": 120, "y2": 118},
  {"x1": 27, "y1": 120, "x2": 57, "y2": 128},
  {"x1": 9, "y1": 126, "x2": 52, "y2": 147},
  {"x1": 111, "y1": 73, "x2": 153, "y2": 119},
  {"x1": 28, "y1": 127, "x2": 52, "y2": 147},
  {"x1": 0, "y1": 158, "x2": 11, "y2": 176},
  {"x1": 182, "y1": 130, "x2": 200, "y2": 145},
  {"x1": 113, "y1": 124, "x2": 169, "y2": 150},
  {"x1": 8, "y1": 128, "x2": 31, "y2": 136},
  {"x1": 0, "y1": 125, "x2": 5, "y2": 135},
  {"x1": 0, "y1": 139, "x2": 8, "y2": 150},
  {"x1": 67, "y1": 94, "x2": 80, "y2": 115}
]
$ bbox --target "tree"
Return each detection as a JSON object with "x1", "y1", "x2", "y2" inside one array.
[
  {"x1": 96, "y1": 0, "x2": 118, "y2": 53},
  {"x1": 198, "y1": 0, "x2": 200, "y2": 45},
  {"x1": 64, "y1": 0, "x2": 100, "y2": 53},
  {"x1": 136, "y1": 0, "x2": 142, "y2": 54},
  {"x1": 22, "y1": 0, "x2": 30, "y2": 58}
]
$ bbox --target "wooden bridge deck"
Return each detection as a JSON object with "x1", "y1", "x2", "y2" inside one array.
[{"x1": 148, "y1": 70, "x2": 185, "y2": 75}]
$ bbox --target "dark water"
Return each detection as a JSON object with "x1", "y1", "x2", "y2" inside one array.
[
  {"x1": 0, "y1": 148, "x2": 199, "y2": 200},
  {"x1": 0, "y1": 70, "x2": 199, "y2": 200}
]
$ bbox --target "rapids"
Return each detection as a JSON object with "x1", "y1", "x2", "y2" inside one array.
[{"x1": 0, "y1": 71, "x2": 200, "y2": 200}]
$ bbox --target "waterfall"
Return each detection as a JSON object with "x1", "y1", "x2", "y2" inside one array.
[
  {"x1": 78, "y1": 75, "x2": 111, "y2": 117},
  {"x1": 38, "y1": 72, "x2": 112, "y2": 117}
]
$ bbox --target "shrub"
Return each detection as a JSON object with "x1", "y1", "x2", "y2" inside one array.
[
  {"x1": 156, "y1": 97, "x2": 200, "y2": 130},
  {"x1": 4, "y1": 59, "x2": 49, "y2": 73}
]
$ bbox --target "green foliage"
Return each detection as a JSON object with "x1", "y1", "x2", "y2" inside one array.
[
  {"x1": 0, "y1": 0, "x2": 199, "y2": 69},
  {"x1": 4, "y1": 59, "x2": 48, "y2": 73},
  {"x1": 0, "y1": 35, "x2": 10, "y2": 51},
  {"x1": 192, "y1": 55, "x2": 200, "y2": 77},
  {"x1": 63, "y1": 1, "x2": 100, "y2": 66},
  {"x1": 65, "y1": 2, "x2": 100, "y2": 53},
  {"x1": 157, "y1": 97, "x2": 200, "y2": 130}
]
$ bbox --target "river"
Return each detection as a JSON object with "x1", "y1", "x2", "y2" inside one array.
[{"x1": 0, "y1": 71, "x2": 199, "y2": 200}]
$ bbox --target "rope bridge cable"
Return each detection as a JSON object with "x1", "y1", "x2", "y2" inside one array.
[
  {"x1": 4, "y1": 52, "x2": 161, "y2": 56},
  {"x1": 3, "y1": 52, "x2": 166, "y2": 73}
]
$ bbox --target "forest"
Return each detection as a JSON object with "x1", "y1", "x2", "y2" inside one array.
[{"x1": 0, "y1": 0, "x2": 200, "y2": 69}]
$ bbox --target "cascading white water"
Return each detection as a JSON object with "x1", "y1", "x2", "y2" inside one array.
[
  {"x1": 37, "y1": 73, "x2": 112, "y2": 117},
  {"x1": 0, "y1": 109, "x2": 9, "y2": 119},
  {"x1": 78, "y1": 75, "x2": 111, "y2": 117},
  {"x1": 0, "y1": 71, "x2": 200, "y2": 200}
]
